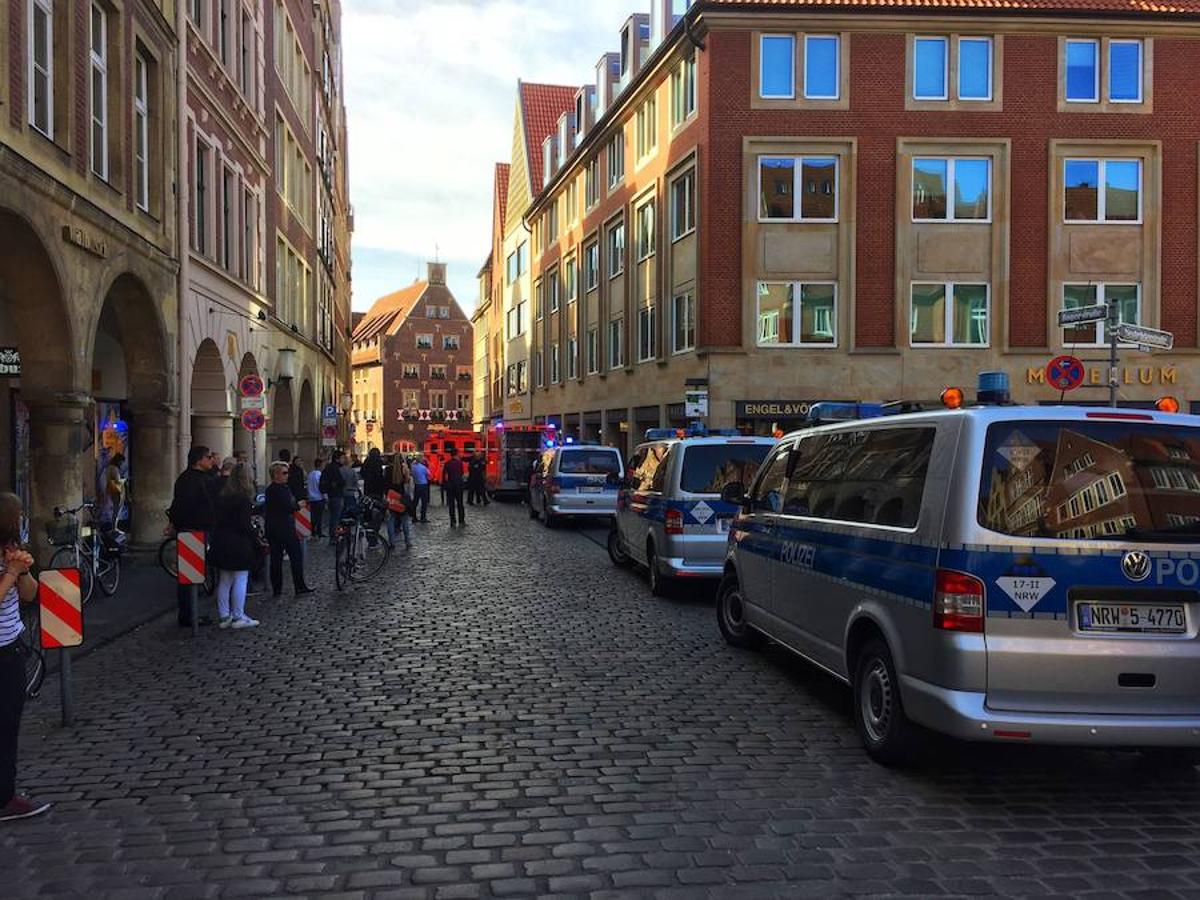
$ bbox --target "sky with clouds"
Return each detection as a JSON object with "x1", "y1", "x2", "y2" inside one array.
[{"x1": 343, "y1": 0, "x2": 640, "y2": 315}]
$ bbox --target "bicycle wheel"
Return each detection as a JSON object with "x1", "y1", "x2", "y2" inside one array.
[
  {"x1": 97, "y1": 554, "x2": 120, "y2": 596},
  {"x1": 350, "y1": 527, "x2": 391, "y2": 582},
  {"x1": 334, "y1": 534, "x2": 350, "y2": 590},
  {"x1": 48, "y1": 547, "x2": 94, "y2": 605},
  {"x1": 18, "y1": 607, "x2": 45, "y2": 699},
  {"x1": 158, "y1": 537, "x2": 178, "y2": 578}
]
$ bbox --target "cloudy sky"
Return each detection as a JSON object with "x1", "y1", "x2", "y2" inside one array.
[{"x1": 343, "y1": 0, "x2": 639, "y2": 314}]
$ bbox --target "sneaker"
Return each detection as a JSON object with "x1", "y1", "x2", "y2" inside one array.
[
  {"x1": 231, "y1": 617, "x2": 259, "y2": 629},
  {"x1": 294, "y1": 587, "x2": 315, "y2": 597},
  {"x1": 0, "y1": 796, "x2": 51, "y2": 822},
  {"x1": 218, "y1": 617, "x2": 233, "y2": 629}
]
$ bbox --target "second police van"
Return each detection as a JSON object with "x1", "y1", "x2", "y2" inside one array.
[
  {"x1": 528, "y1": 443, "x2": 624, "y2": 526},
  {"x1": 609, "y1": 425, "x2": 775, "y2": 594},
  {"x1": 716, "y1": 374, "x2": 1200, "y2": 765}
]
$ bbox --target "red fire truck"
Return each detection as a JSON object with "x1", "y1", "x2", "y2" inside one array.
[
  {"x1": 482, "y1": 422, "x2": 560, "y2": 500},
  {"x1": 421, "y1": 429, "x2": 482, "y2": 484}
]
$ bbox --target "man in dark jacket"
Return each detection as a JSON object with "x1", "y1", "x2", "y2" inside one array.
[
  {"x1": 169, "y1": 446, "x2": 217, "y2": 627},
  {"x1": 443, "y1": 446, "x2": 467, "y2": 528},
  {"x1": 467, "y1": 451, "x2": 489, "y2": 506},
  {"x1": 320, "y1": 452, "x2": 347, "y2": 546},
  {"x1": 264, "y1": 462, "x2": 314, "y2": 598}
]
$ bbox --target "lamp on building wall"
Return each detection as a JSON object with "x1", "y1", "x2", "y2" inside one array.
[
  {"x1": 276, "y1": 348, "x2": 296, "y2": 381},
  {"x1": 339, "y1": 391, "x2": 353, "y2": 414}
]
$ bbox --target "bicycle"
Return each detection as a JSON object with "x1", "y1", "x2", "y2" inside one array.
[
  {"x1": 16, "y1": 601, "x2": 45, "y2": 699},
  {"x1": 46, "y1": 502, "x2": 124, "y2": 604},
  {"x1": 334, "y1": 496, "x2": 391, "y2": 589}
]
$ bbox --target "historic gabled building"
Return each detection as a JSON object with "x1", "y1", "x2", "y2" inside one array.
[
  {"x1": 351, "y1": 263, "x2": 473, "y2": 455},
  {"x1": 473, "y1": 162, "x2": 509, "y2": 430}
]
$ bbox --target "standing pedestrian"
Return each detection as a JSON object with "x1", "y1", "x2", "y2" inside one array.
[
  {"x1": 0, "y1": 492, "x2": 50, "y2": 821},
  {"x1": 443, "y1": 446, "x2": 467, "y2": 528},
  {"x1": 287, "y1": 456, "x2": 306, "y2": 502},
  {"x1": 411, "y1": 455, "x2": 431, "y2": 523},
  {"x1": 320, "y1": 452, "x2": 347, "y2": 546},
  {"x1": 264, "y1": 461, "x2": 314, "y2": 598},
  {"x1": 168, "y1": 446, "x2": 217, "y2": 627},
  {"x1": 467, "y1": 450, "x2": 489, "y2": 506},
  {"x1": 307, "y1": 457, "x2": 326, "y2": 538},
  {"x1": 360, "y1": 448, "x2": 386, "y2": 501},
  {"x1": 342, "y1": 452, "x2": 361, "y2": 513},
  {"x1": 102, "y1": 452, "x2": 126, "y2": 526},
  {"x1": 386, "y1": 455, "x2": 414, "y2": 549},
  {"x1": 210, "y1": 464, "x2": 261, "y2": 629}
]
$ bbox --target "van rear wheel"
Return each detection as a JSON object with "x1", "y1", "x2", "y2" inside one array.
[
  {"x1": 716, "y1": 574, "x2": 764, "y2": 650},
  {"x1": 646, "y1": 545, "x2": 670, "y2": 597},
  {"x1": 853, "y1": 638, "x2": 917, "y2": 766}
]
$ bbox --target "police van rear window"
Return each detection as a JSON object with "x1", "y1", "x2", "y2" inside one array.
[
  {"x1": 559, "y1": 449, "x2": 621, "y2": 475},
  {"x1": 978, "y1": 420, "x2": 1200, "y2": 541},
  {"x1": 680, "y1": 444, "x2": 772, "y2": 494}
]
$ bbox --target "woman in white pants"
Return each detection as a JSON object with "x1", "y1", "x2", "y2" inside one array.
[{"x1": 209, "y1": 464, "x2": 261, "y2": 628}]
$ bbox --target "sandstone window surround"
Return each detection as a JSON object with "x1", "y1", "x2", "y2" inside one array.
[
  {"x1": 1058, "y1": 36, "x2": 1152, "y2": 113},
  {"x1": 752, "y1": 31, "x2": 850, "y2": 111},
  {"x1": 906, "y1": 33, "x2": 1003, "y2": 113}
]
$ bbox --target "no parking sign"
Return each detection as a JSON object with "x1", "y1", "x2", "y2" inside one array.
[{"x1": 1046, "y1": 355, "x2": 1085, "y2": 392}]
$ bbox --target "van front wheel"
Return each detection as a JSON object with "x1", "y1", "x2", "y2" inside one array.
[{"x1": 853, "y1": 638, "x2": 917, "y2": 766}]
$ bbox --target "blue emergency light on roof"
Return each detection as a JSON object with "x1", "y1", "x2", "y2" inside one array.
[
  {"x1": 977, "y1": 371, "x2": 1011, "y2": 405},
  {"x1": 807, "y1": 402, "x2": 884, "y2": 424}
]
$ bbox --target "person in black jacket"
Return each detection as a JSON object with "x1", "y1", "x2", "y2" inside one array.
[
  {"x1": 264, "y1": 461, "x2": 313, "y2": 598},
  {"x1": 209, "y1": 464, "x2": 262, "y2": 628},
  {"x1": 360, "y1": 448, "x2": 386, "y2": 500},
  {"x1": 168, "y1": 446, "x2": 217, "y2": 627},
  {"x1": 320, "y1": 452, "x2": 347, "y2": 546},
  {"x1": 287, "y1": 456, "x2": 306, "y2": 502}
]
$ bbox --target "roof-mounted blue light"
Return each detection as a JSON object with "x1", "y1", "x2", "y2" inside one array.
[
  {"x1": 807, "y1": 402, "x2": 884, "y2": 424},
  {"x1": 977, "y1": 371, "x2": 1011, "y2": 405}
]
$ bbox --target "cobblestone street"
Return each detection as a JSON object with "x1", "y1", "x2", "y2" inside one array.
[{"x1": 3, "y1": 502, "x2": 1199, "y2": 898}]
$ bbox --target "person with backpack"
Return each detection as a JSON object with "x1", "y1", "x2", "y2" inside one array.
[
  {"x1": 320, "y1": 452, "x2": 347, "y2": 547},
  {"x1": 385, "y1": 455, "x2": 414, "y2": 549}
]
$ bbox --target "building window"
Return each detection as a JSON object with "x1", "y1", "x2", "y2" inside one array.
[
  {"x1": 804, "y1": 35, "x2": 839, "y2": 99},
  {"x1": 219, "y1": 0, "x2": 230, "y2": 63},
  {"x1": 608, "y1": 319, "x2": 624, "y2": 369},
  {"x1": 28, "y1": 0, "x2": 54, "y2": 137},
  {"x1": 549, "y1": 272, "x2": 560, "y2": 314},
  {"x1": 636, "y1": 200, "x2": 655, "y2": 261},
  {"x1": 430, "y1": 391, "x2": 446, "y2": 411},
  {"x1": 457, "y1": 366, "x2": 472, "y2": 382},
  {"x1": 565, "y1": 258, "x2": 577, "y2": 302},
  {"x1": 607, "y1": 132, "x2": 624, "y2": 189},
  {"x1": 416, "y1": 333, "x2": 433, "y2": 349},
  {"x1": 585, "y1": 243, "x2": 600, "y2": 290},
  {"x1": 912, "y1": 158, "x2": 991, "y2": 221},
  {"x1": 637, "y1": 306, "x2": 657, "y2": 362},
  {"x1": 403, "y1": 389, "x2": 420, "y2": 410},
  {"x1": 506, "y1": 241, "x2": 528, "y2": 284},
  {"x1": 760, "y1": 34, "x2": 795, "y2": 99},
  {"x1": 547, "y1": 204, "x2": 558, "y2": 243},
  {"x1": 567, "y1": 336, "x2": 578, "y2": 379},
  {"x1": 671, "y1": 53, "x2": 697, "y2": 126},
  {"x1": 587, "y1": 327, "x2": 599, "y2": 374},
  {"x1": 758, "y1": 156, "x2": 838, "y2": 222},
  {"x1": 534, "y1": 350, "x2": 544, "y2": 388},
  {"x1": 958, "y1": 37, "x2": 993, "y2": 100},
  {"x1": 240, "y1": 10, "x2": 253, "y2": 95},
  {"x1": 134, "y1": 53, "x2": 150, "y2": 210},
  {"x1": 1064, "y1": 159, "x2": 1141, "y2": 223},
  {"x1": 1062, "y1": 283, "x2": 1140, "y2": 346},
  {"x1": 757, "y1": 282, "x2": 837, "y2": 347},
  {"x1": 636, "y1": 95, "x2": 657, "y2": 161},
  {"x1": 443, "y1": 335, "x2": 460, "y2": 350},
  {"x1": 910, "y1": 283, "x2": 990, "y2": 346},
  {"x1": 550, "y1": 343, "x2": 560, "y2": 384},
  {"x1": 89, "y1": 3, "x2": 109, "y2": 179},
  {"x1": 913, "y1": 36, "x2": 948, "y2": 100},
  {"x1": 221, "y1": 167, "x2": 236, "y2": 272},
  {"x1": 195, "y1": 139, "x2": 210, "y2": 255},
  {"x1": 456, "y1": 392, "x2": 470, "y2": 412},
  {"x1": 403, "y1": 364, "x2": 419, "y2": 379},
  {"x1": 670, "y1": 169, "x2": 696, "y2": 240},
  {"x1": 1109, "y1": 40, "x2": 1143, "y2": 102},
  {"x1": 608, "y1": 221, "x2": 625, "y2": 277},
  {"x1": 1065, "y1": 38, "x2": 1100, "y2": 102},
  {"x1": 430, "y1": 364, "x2": 447, "y2": 380},
  {"x1": 672, "y1": 292, "x2": 696, "y2": 354},
  {"x1": 585, "y1": 158, "x2": 599, "y2": 208}
]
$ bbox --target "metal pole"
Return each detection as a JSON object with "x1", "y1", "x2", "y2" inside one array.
[
  {"x1": 59, "y1": 648, "x2": 74, "y2": 727},
  {"x1": 251, "y1": 428, "x2": 259, "y2": 488},
  {"x1": 190, "y1": 583, "x2": 198, "y2": 639},
  {"x1": 1108, "y1": 297, "x2": 1120, "y2": 408}
]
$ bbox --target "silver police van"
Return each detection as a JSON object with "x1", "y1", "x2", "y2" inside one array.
[
  {"x1": 528, "y1": 444, "x2": 624, "y2": 526},
  {"x1": 608, "y1": 427, "x2": 775, "y2": 594},
  {"x1": 717, "y1": 374, "x2": 1200, "y2": 765}
]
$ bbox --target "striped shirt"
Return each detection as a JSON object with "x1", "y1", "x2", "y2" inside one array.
[{"x1": 0, "y1": 565, "x2": 22, "y2": 647}]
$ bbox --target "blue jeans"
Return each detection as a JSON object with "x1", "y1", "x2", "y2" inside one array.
[
  {"x1": 389, "y1": 511, "x2": 413, "y2": 547},
  {"x1": 326, "y1": 495, "x2": 344, "y2": 545}
]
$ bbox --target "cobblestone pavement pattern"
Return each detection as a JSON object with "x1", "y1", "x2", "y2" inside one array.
[{"x1": 3, "y1": 503, "x2": 1200, "y2": 898}]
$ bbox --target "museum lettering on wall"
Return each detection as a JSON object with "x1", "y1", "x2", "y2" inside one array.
[{"x1": 1026, "y1": 366, "x2": 1178, "y2": 387}]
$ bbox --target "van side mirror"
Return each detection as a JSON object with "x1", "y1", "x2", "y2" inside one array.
[{"x1": 720, "y1": 482, "x2": 746, "y2": 505}]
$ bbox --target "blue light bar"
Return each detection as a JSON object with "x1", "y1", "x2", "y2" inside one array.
[
  {"x1": 807, "y1": 402, "x2": 883, "y2": 423},
  {"x1": 977, "y1": 371, "x2": 1011, "y2": 405}
]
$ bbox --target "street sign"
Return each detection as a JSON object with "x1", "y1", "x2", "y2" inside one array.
[
  {"x1": 294, "y1": 507, "x2": 312, "y2": 539},
  {"x1": 240, "y1": 395, "x2": 266, "y2": 410},
  {"x1": 322, "y1": 424, "x2": 337, "y2": 440},
  {"x1": 38, "y1": 568, "x2": 82, "y2": 649},
  {"x1": 241, "y1": 408, "x2": 266, "y2": 431},
  {"x1": 1046, "y1": 355, "x2": 1086, "y2": 392},
  {"x1": 1058, "y1": 305, "x2": 1109, "y2": 327},
  {"x1": 322, "y1": 404, "x2": 338, "y2": 420},
  {"x1": 1114, "y1": 323, "x2": 1174, "y2": 351},
  {"x1": 239, "y1": 373, "x2": 265, "y2": 397},
  {"x1": 321, "y1": 437, "x2": 336, "y2": 448},
  {"x1": 177, "y1": 531, "x2": 206, "y2": 585}
]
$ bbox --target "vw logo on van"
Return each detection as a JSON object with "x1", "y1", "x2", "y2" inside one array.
[{"x1": 1121, "y1": 550, "x2": 1152, "y2": 583}]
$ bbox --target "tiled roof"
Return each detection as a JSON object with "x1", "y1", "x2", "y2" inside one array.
[
  {"x1": 519, "y1": 82, "x2": 577, "y2": 195},
  {"x1": 495, "y1": 163, "x2": 510, "y2": 233},
  {"x1": 352, "y1": 281, "x2": 428, "y2": 342},
  {"x1": 705, "y1": 0, "x2": 1200, "y2": 13}
]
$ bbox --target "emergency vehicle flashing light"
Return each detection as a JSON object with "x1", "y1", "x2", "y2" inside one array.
[
  {"x1": 1157, "y1": 396, "x2": 1181, "y2": 413},
  {"x1": 940, "y1": 387, "x2": 965, "y2": 410}
]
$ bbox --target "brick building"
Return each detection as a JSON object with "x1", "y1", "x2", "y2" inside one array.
[
  {"x1": 350, "y1": 263, "x2": 474, "y2": 456},
  {"x1": 478, "y1": 0, "x2": 1200, "y2": 457}
]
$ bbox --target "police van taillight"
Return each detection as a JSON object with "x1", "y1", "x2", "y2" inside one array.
[
  {"x1": 665, "y1": 509, "x2": 684, "y2": 535},
  {"x1": 933, "y1": 569, "x2": 985, "y2": 633}
]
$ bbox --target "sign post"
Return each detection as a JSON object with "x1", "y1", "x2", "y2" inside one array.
[
  {"x1": 1057, "y1": 302, "x2": 1174, "y2": 407},
  {"x1": 39, "y1": 568, "x2": 82, "y2": 727},
  {"x1": 321, "y1": 405, "x2": 338, "y2": 448},
  {"x1": 239, "y1": 375, "x2": 266, "y2": 483},
  {"x1": 177, "y1": 531, "x2": 206, "y2": 638},
  {"x1": 685, "y1": 378, "x2": 709, "y2": 428}
]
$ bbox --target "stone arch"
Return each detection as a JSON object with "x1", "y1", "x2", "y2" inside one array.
[
  {"x1": 297, "y1": 378, "x2": 317, "y2": 462},
  {"x1": 270, "y1": 379, "x2": 296, "y2": 462},
  {"x1": 190, "y1": 338, "x2": 233, "y2": 460}
]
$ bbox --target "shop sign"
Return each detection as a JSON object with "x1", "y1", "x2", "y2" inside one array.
[
  {"x1": 685, "y1": 388, "x2": 709, "y2": 418},
  {"x1": 1026, "y1": 366, "x2": 1178, "y2": 387},
  {"x1": 0, "y1": 347, "x2": 19, "y2": 377},
  {"x1": 736, "y1": 401, "x2": 815, "y2": 419}
]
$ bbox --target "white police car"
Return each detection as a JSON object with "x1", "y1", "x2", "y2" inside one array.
[
  {"x1": 717, "y1": 373, "x2": 1200, "y2": 765},
  {"x1": 608, "y1": 425, "x2": 775, "y2": 595}
]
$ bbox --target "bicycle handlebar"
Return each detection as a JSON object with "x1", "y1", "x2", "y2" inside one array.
[{"x1": 53, "y1": 502, "x2": 96, "y2": 519}]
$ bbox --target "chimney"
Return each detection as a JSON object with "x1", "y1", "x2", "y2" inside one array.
[
  {"x1": 574, "y1": 86, "x2": 596, "y2": 147},
  {"x1": 619, "y1": 14, "x2": 651, "y2": 92},
  {"x1": 650, "y1": 0, "x2": 684, "y2": 50},
  {"x1": 594, "y1": 52, "x2": 620, "y2": 117},
  {"x1": 427, "y1": 261, "x2": 446, "y2": 285}
]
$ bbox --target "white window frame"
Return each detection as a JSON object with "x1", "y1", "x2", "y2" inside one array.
[
  {"x1": 134, "y1": 53, "x2": 150, "y2": 210},
  {"x1": 757, "y1": 155, "x2": 839, "y2": 224},
  {"x1": 586, "y1": 327, "x2": 599, "y2": 374},
  {"x1": 1065, "y1": 38, "x2": 1101, "y2": 103},
  {"x1": 443, "y1": 335, "x2": 460, "y2": 351},
  {"x1": 416, "y1": 333, "x2": 433, "y2": 350},
  {"x1": 637, "y1": 305, "x2": 657, "y2": 363},
  {"x1": 608, "y1": 319, "x2": 624, "y2": 369},
  {"x1": 567, "y1": 336, "x2": 578, "y2": 380},
  {"x1": 534, "y1": 350, "x2": 544, "y2": 388},
  {"x1": 759, "y1": 33, "x2": 796, "y2": 100},
  {"x1": 672, "y1": 291, "x2": 696, "y2": 355},
  {"x1": 909, "y1": 282, "x2": 991, "y2": 348},
  {"x1": 607, "y1": 133, "x2": 624, "y2": 190},
  {"x1": 1063, "y1": 158, "x2": 1143, "y2": 224},
  {"x1": 586, "y1": 158, "x2": 600, "y2": 209},
  {"x1": 957, "y1": 36, "x2": 993, "y2": 101},
  {"x1": 549, "y1": 272, "x2": 560, "y2": 314},
  {"x1": 913, "y1": 36, "x2": 949, "y2": 101},
  {"x1": 565, "y1": 258, "x2": 577, "y2": 303},
  {"x1": 1061, "y1": 282, "x2": 1142, "y2": 347},
  {"x1": 756, "y1": 281, "x2": 839, "y2": 348},
  {"x1": 608, "y1": 222, "x2": 625, "y2": 278},
  {"x1": 90, "y1": 2, "x2": 109, "y2": 179},
  {"x1": 671, "y1": 169, "x2": 696, "y2": 241},
  {"x1": 585, "y1": 243, "x2": 599, "y2": 291},
  {"x1": 672, "y1": 54, "x2": 697, "y2": 126},
  {"x1": 635, "y1": 95, "x2": 657, "y2": 162},
  {"x1": 803, "y1": 34, "x2": 840, "y2": 100},
  {"x1": 550, "y1": 343, "x2": 561, "y2": 384},
  {"x1": 911, "y1": 157, "x2": 992, "y2": 223},
  {"x1": 636, "y1": 200, "x2": 655, "y2": 261},
  {"x1": 28, "y1": 0, "x2": 55, "y2": 138},
  {"x1": 1108, "y1": 39, "x2": 1143, "y2": 104}
]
